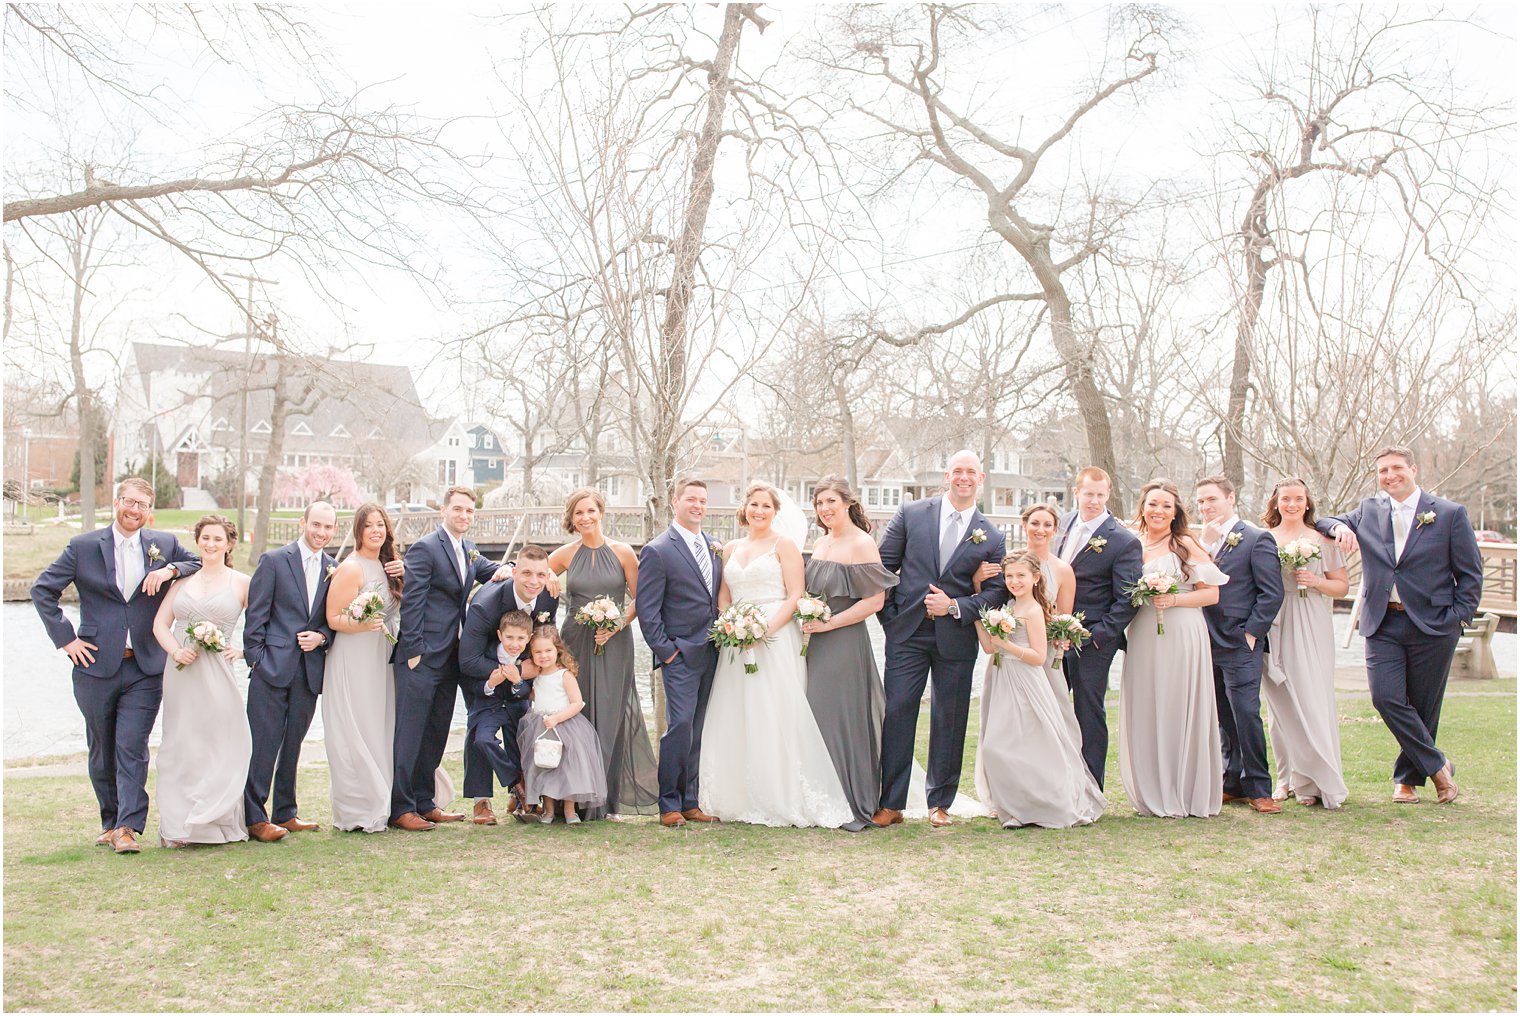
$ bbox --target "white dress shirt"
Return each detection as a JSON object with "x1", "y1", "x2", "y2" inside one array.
[
  {"x1": 1208, "y1": 514, "x2": 1241, "y2": 558},
  {"x1": 671, "y1": 523, "x2": 713, "y2": 589},
  {"x1": 1062, "y1": 510, "x2": 1110, "y2": 563},
  {"x1": 298, "y1": 538, "x2": 323, "y2": 612},
  {"x1": 443, "y1": 529, "x2": 468, "y2": 583},
  {"x1": 938, "y1": 497, "x2": 972, "y2": 548},
  {"x1": 1388, "y1": 487, "x2": 1422, "y2": 602},
  {"x1": 113, "y1": 524, "x2": 144, "y2": 649}
]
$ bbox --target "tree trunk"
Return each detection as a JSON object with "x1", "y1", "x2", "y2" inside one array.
[
  {"x1": 66, "y1": 221, "x2": 98, "y2": 531},
  {"x1": 249, "y1": 359, "x2": 293, "y2": 563},
  {"x1": 834, "y1": 377, "x2": 858, "y2": 490},
  {"x1": 1224, "y1": 193, "x2": 1271, "y2": 492},
  {"x1": 1045, "y1": 287, "x2": 1122, "y2": 514}
]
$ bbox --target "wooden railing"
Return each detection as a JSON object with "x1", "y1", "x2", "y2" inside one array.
[{"x1": 1342, "y1": 542, "x2": 1516, "y2": 620}]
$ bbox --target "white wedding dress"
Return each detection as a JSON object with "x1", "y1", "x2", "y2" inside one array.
[{"x1": 698, "y1": 545, "x2": 854, "y2": 828}]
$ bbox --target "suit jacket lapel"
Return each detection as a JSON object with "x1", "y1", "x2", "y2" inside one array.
[
  {"x1": 1213, "y1": 520, "x2": 1243, "y2": 562},
  {"x1": 925, "y1": 497, "x2": 946, "y2": 573},
  {"x1": 1379, "y1": 496, "x2": 1398, "y2": 561},
  {"x1": 100, "y1": 530, "x2": 123, "y2": 602},
  {"x1": 285, "y1": 542, "x2": 308, "y2": 605},
  {"x1": 1398, "y1": 493, "x2": 1435, "y2": 561},
  {"x1": 1070, "y1": 514, "x2": 1106, "y2": 566},
  {"x1": 671, "y1": 528, "x2": 708, "y2": 592},
  {"x1": 941, "y1": 506, "x2": 984, "y2": 578}
]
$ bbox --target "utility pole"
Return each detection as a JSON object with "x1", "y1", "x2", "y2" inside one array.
[{"x1": 227, "y1": 273, "x2": 278, "y2": 541}]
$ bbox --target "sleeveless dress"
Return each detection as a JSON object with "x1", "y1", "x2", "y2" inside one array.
[
  {"x1": 974, "y1": 619, "x2": 1106, "y2": 828},
  {"x1": 321, "y1": 557, "x2": 397, "y2": 833},
  {"x1": 1263, "y1": 534, "x2": 1348, "y2": 808},
  {"x1": 516, "y1": 668, "x2": 608, "y2": 807},
  {"x1": 801, "y1": 558, "x2": 899, "y2": 831},
  {"x1": 560, "y1": 543, "x2": 659, "y2": 817},
  {"x1": 1119, "y1": 552, "x2": 1227, "y2": 818},
  {"x1": 1037, "y1": 558, "x2": 1083, "y2": 745},
  {"x1": 699, "y1": 545, "x2": 854, "y2": 828},
  {"x1": 156, "y1": 577, "x2": 252, "y2": 845}
]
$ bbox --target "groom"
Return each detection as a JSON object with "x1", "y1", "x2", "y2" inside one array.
[
  {"x1": 875, "y1": 449, "x2": 1008, "y2": 828},
  {"x1": 637, "y1": 478, "x2": 723, "y2": 828}
]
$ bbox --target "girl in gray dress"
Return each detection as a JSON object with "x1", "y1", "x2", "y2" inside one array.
[
  {"x1": 802, "y1": 477, "x2": 899, "y2": 831},
  {"x1": 1262, "y1": 478, "x2": 1349, "y2": 808},
  {"x1": 516, "y1": 626, "x2": 607, "y2": 822},
  {"x1": 548, "y1": 488, "x2": 659, "y2": 818}
]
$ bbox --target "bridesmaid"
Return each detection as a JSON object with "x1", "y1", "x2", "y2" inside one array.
[
  {"x1": 548, "y1": 488, "x2": 659, "y2": 818},
  {"x1": 152, "y1": 514, "x2": 253, "y2": 847},
  {"x1": 1118, "y1": 480, "x2": 1227, "y2": 818},
  {"x1": 1262, "y1": 478, "x2": 1349, "y2": 809},
  {"x1": 322, "y1": 504, "x2": 402, "y2": 833},
  {"x1": 801, "y1": 477, "x2": 899, "y2": 831}
]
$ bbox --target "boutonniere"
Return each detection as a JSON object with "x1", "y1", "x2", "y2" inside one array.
[
  {"x1": 325, "y1": 563, "x2": 338, "y2": 580},
  {"x1": 146, "y1": 543, "x2": 163, "y2": 563},
  {"x1": 468, "y1": 548, "x2": 480, "y2": 564},
  {"x1": 1224, "y1": 532, "x2": 1243, "y2": 550},
  {"x1": 1416, "y1": 511, "x2": 1436, "y2": 528},
  {"x1": 968, "y1": 528, "x2": 987, "y2": 544},
  {"x1": 710, "y1": 541, "x2": 723, "y2": 559},
  {"x1": 536, "y1": 611, "x2": 550, "y2": 623},
  {"x1": 1087, "y1": 536, "x2": 1107, "y2": 554}
]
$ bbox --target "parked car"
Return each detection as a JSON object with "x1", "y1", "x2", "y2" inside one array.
[{"x1": 1474, "y1": 529, "x2": 1504, "y2": 543}]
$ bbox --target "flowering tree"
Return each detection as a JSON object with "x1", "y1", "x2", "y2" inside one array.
[{"x1": 273, "y1": 463, "x2": 361, "y2": 510}]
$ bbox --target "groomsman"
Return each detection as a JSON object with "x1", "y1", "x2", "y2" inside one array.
[
  {"x1": 875, "y1": 450, "x2": 1008, "y2": 828},
  {"x1": 392, "y1": 486, "x2": 511, "y2": 831},
  {"x1": 241, "y1": 501, "x2": 404, "y2": 841},
  {"x1": 31, "y1": 477, "x2": 201, "y2": 854},
  {"x1": 1053, "y1": 466, "x2": 1142, "y2": 788},
  {"x1": 457, "y1": 544, "x2": 559, "y2": 823},
  {"x1": 637, "y1": 478, "x2": 724, "y2": 827},
  {"x1": 1196, "y1": 475, "x2": 1285, "y2": 814},
  {"x1": 1318, "y1": 447, "x2": 1483, "y2": 804}
]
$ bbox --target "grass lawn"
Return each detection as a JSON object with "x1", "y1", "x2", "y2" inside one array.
[
  {"x1": 3, "y1": 509, "x2": 304, "y2": 578},
  {"x1": 3, "y1": 686, "x2": 1514, "y2": 1012}
]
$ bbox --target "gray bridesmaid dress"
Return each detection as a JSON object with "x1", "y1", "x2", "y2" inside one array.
[
  {"x1": 801, "y1": 558, "x2": 899, "y2": 831},
  {"x1": 560, "y1": 543, "x2": 659, "y2": 817},
  {"x1": 1263, "y1": 536, "x2": 1348, "y2": 808}
]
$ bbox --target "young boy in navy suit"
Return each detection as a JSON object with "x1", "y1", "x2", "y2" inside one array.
[{"x1": 470, "y1": 611, "x2": 540, "y2": 820}]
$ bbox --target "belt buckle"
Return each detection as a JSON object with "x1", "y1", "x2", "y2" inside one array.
[{"x1": 121, "y1": 647, "x2": 135, "y2": 658}]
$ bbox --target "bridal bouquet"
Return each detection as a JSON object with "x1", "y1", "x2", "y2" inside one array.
[
  {"x1": 178, "y1": 619, "x2": 228, "y2": 670},
  {"x1": 977, "y1": 606, "x2": 1020, "y2": 666},
  {"x1": 1045, "y1": 612, "x2": 1091, "y2": 670},
  {"x1": 575, "y1": 596, "x2": 623, "y2": 655},
  {"x1": 1278, "y1": 538, "x2": 1323, "y2": 599},
  {"x1": 1123, "y1": 571, "x2": 1181, "y2": 635},
  {"x1": 793, "y1": 592, "x2": 832, "y2": 657},
  {"x1": 347, "y1": 581, "x2": 397, "y2": 643},
  {"x1": 710, "y1": 602, "x2": 770, "y2": 674}
]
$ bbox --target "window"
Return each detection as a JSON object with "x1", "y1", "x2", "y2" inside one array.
[
  {"x1": 483, "y1": 434, "x2": 494, "y2": 450},
  {"x1": 291, "y1": 420, "x2": 314, "y2": 437},
  {"x1": 447, "y1": 435, "x2": 460, "y2": 447},
  {"x1": 865, "y1": 486, "x2": 880, "y2": 508},
  {"x1": 438, "y1": 459, "x2": 456, "y2": 484},
  {"x1": 599, "y1": 475, "x2": 621, "y2": 498},
  {"x1": 250, "y1": 419, "x2": 272, "y2": 434},
  {"x1": 487, "y1": 458, "x2": 500, "y2": 469},
  {"x1": 211, "y1": 417, "x2": 230, "y2": 431},
  {"x1": 367, "y1": 426, "x2": 383, "y2": 440},
  {"x1": 330, "y1": 423, "x2": 351, "y2": 438}
]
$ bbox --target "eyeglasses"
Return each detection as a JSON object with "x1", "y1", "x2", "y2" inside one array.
[{"x1": 116, "y1": 497, "x2": 153, "y2": 511}]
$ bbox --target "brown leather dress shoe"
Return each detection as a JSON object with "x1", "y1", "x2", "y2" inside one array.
[
  {"x1": 928, "y1": 807, "x2": 953, "y2": 828},
  {"x1": 277, "y1": 817, "x2": 320, "y2": 832},
  {"x1": 248, "y1": 821, "x2": 289, "y2": 843},
  {"x1": 870, "y1": 808, "x2": 904, "y2": 827},
  {"x1": 388, "y1": 812, "x2": 437, "y2": 831},
  {"x1": 473, "y1": 800, "x2": 498, "y2": 826},
  {"x1": 1221, "y1": 792, "x2": 1247, "y2": 805},
  {"x1": 659, "y1": 811, "x2": 687, "y2": 827},
  {"x1": 111, "y1": 827, "x2": 141, "y2": 854},
  {"x1": 1432, "y1": 761, "x2": 1460, "y2": 804},
  {"x1": 681, "y1": 808, "x2": 719, "y2": 823},
  {"x1": 1248, "y1": 797, "x2": 1282, "y2": 814},
  {"x1": 96, "y1": 828, "x2": 116, "y2": 847},
  {"x1": 1392, "y1": 783, "x2": 1420, "y2": 804},
  {"x1": 420, "y1": 808, "x2": 465, "y2": 823}
]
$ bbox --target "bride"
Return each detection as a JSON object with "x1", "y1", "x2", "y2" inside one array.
[{"x1": 698, "y1": 481, "x2": 854, "y2": 828}]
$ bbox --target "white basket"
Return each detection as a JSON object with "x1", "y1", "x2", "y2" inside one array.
[{"x1": 533, "y1": 727, "x2": 564, "y2": 769}]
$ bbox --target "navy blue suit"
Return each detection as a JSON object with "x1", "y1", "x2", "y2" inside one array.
[
  {"x1": 392, "y1": 526, "x2": 500, "y2": 819},
  {"x1": 1318, "y1": 491, "x2": 1483, "y2": 785},
  {"x1": 31, "y1": 525, "x2": 201, "y2": 833},
  {"x1": 457, "y1": 580, "x2": 558, "y2": 797},
  {"x1": 1053, "y1": 511, "x2": 1142, "y2": 787},
  {"x1": 1203, "y1": 520, "x2": 1285, "y2": 800},
  {"x1": 877, "y1": 497, "x2": 1008, "y2": 811},
  {"x1": 636, "y1": 524, "x2": 723, "y2": 814},
  {"x1": 241, "y1": 540, "x2": 336, "y2": 826}
]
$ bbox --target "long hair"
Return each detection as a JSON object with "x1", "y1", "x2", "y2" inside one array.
[
  {"x1": 529, "y1": 624, "x2": 578, "y2": 678},
  {"x1": 736, "y1": 480, "x2": 783, "y2": 529},
  {"x1": 1020, "y1": 502, "x2": 1060, "y2": 542},
  {"x1": 193, "y1": 514, "x2": 238, "y2": 567},
  {"x1": 351, "y1": 503, "x2": 403, "y2": 599},
  {"x1": 1002, "y1": 550, "x2": 1052, "y2": 623},
  {"x1": 812, "y1": 475, "x2": 872, "y2": 534},
  {"x1": 1262, "y1": 477, "x2": 1318, "y2": 528},
  {"x1": 1131, "y1": 479, "x2": 1195, "y2": 582}
]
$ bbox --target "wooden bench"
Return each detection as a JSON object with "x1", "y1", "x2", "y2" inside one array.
[{"x1": 1449, "y1": 612, "x2": 1500, "y2": 680}]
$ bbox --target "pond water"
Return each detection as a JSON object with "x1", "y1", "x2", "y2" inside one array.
[{"x1": 5, "y1": 602, "x2": 1512, "y2": 761}]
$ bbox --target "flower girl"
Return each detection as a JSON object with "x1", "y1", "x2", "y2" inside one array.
[{"x1": 516, "y1": 626, "x2": 607, "y2": 824}]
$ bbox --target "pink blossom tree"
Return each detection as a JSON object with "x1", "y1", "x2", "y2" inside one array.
[{"x1": 273, "y1": 463, "x2": 361, "y2": 510}]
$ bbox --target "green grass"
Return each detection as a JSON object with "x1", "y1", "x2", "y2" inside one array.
[
  {"x1": 3, "y1": 510, "x2": 305, "y2": 577},
  {"x1": 3, "y1": 689, "x2": 1514, "y2": 1011}
]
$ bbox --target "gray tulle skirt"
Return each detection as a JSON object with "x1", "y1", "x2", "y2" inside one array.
[{"x1": 517, "y1": 713, "x2": 608, "y2": 806}]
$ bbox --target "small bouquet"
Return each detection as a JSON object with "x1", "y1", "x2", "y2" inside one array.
[
  {"x1": 347, "y1": 580, "x2": 397, "y2": 644},
  {"x1": 178, "y1": 619, "x2": 227, "y2": 670},
  {"x1": 709, "y1": 602, "x2": 771, "y2": 674},
  {"x1": 1124, "y1": 571, "x2": 1181, "y2": 635},
  {"x1": 1046, "y1": 612, "x2": 1091, "y2": 670},
  {"x1": 977, "y1": 606, "x2": 1020, "y2": 666},
  {"x1": 575, "y1": 595, "x2": 623, "y2": 655},
  {"x1": 1278, "y1": 538, "x2": 1324, "y2": 599},
  {"x1": 793, "y1": 592, "x2": 832, "y2": 657}
]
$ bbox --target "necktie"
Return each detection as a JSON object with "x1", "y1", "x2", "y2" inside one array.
[
  {"x1": 305, "y1": 552, "x2": 319, "y2": 612},
  {"x1": 455, "y1": 540, "x2": 467, "y2": 584},
  {"x1": 939, "y1": 511, "x2": 962, "y2": 572},
  {"x1": 118, "y1": 536, "x2": 142, "y2": 601},
  {"x1": 693, "y1": 534, "x2": 713, "y2": 591},
  {"x1": 1391, "y1": 502, "x2": 1409, "y2": 558}
]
